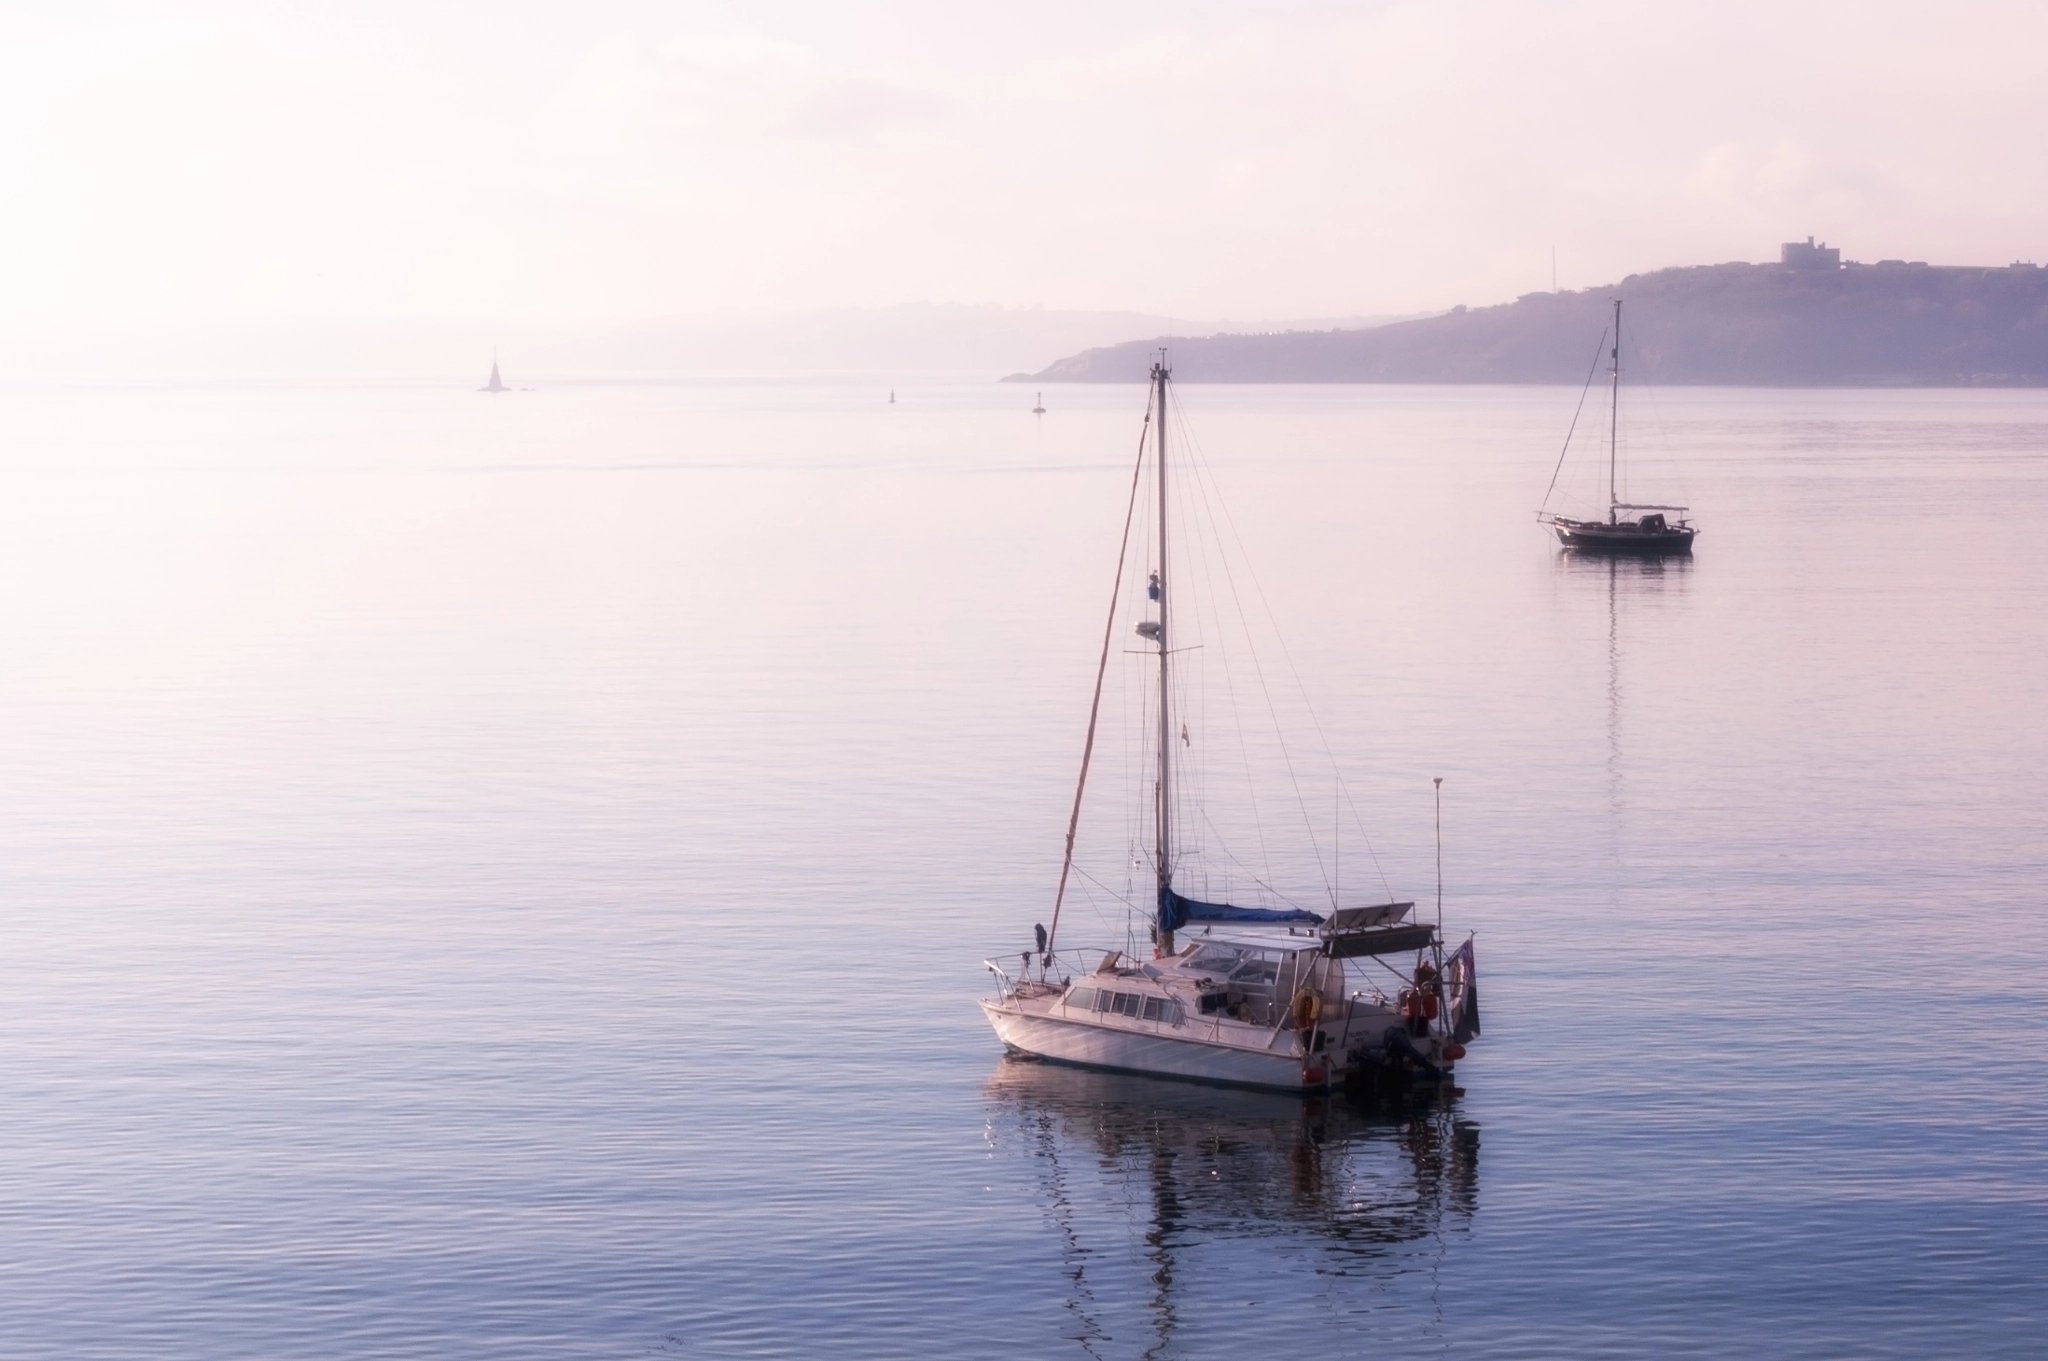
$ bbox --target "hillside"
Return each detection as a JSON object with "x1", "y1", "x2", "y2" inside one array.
[{"x1": 1011, "y1": 259, "x2": 2048, "y2": 385}]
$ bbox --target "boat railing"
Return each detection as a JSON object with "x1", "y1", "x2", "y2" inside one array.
[
  {"x1": 985, "y1": 947, "x2": 1134, "y2": 1001},
  {"x1": 982, "y1": 959, "x2": 1016, "y2": 1000}
]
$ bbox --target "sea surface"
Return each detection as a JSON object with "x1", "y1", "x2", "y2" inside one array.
[{"x1": 0, "y1": 376, "x2": 2042, "y2": 1358}]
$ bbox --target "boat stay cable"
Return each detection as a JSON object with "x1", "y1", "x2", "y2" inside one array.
[
  {"x1": 1169, "y1": 383, "x2": 1391, "y2": 905},
  {"x1": 1196, "y1": 804, "x2": 1314, "y2": 911},
  {"x1": 1540, "y1": 326, "x2": 1611, "y2": 516},
  {"x1": 1043, "y1": 397, "x2": 1155, "y2": 961},
  {"x1": 1175, "y1": 430, "x2": 1271, "y2": 896},
  {"x1": 1617, "y1": 318, "x2": 1696, "y2": 517},
  {"x1": 1164, "y1": 384, "x2": 1334, "y2": 904}
]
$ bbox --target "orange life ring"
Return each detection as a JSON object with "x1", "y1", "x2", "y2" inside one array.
[{"x1": 1291, "y1": 988, "x2": 1321, "y2": 1032}]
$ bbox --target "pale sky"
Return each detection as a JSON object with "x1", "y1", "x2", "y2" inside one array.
[{"x1": 3, "y1": 0, "x2": 2044, "y2": 340}]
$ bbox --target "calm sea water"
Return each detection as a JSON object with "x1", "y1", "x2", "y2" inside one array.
[{"x1": 0, "y1": 376, "x2": 2042, "y2": 1358}]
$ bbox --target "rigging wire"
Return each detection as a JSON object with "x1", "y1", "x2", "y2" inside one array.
[
  {"x1": 1622, "y1": 320, "x2": 1696, "y2": 513},
  {"x1": 1177, "y1": 437, "x2": 1275, "y2": 898},
  {"x1": 1168, "y1": 417, "x2": 1214, "y2": 885},
  {"x1": 1069, "y1": 867, "x2": 1127, "y2": 935},
  {"x1": 1540, "y1": 326, "x2": 1611, "y2": 514},
  {"x1": 1171, "y1": 384, "x2": 1406, "y2": 904},
  {"x1": 1168, "y1": 382, "x2": 1349, "y2": 904},
  {"x1": 1196, "y1": 805, "x2": 1312, "y2": 911},
  {"x1": 1073, "y1": 862, "x2": 1134, "y2": 913},
  {"x1": 1043, "y1": 397, "x2": 1153, "y2": 957}
]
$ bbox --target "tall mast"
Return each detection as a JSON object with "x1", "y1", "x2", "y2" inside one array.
[
  {"x1": 1153, "y1": 355, "x2": 1174, "y2": 953},
  {"x1": 1608, "y1": 298, "x2": 1621, "y2": 524}
]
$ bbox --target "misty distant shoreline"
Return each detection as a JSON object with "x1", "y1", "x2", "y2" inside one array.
[{"x1": 1008, "y1": 257, "x2": 2048, "y2": 387}]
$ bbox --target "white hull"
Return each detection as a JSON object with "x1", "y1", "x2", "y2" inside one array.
[{"x1": 981, "y1": 997, "x2": 1329, "y2": 1092}]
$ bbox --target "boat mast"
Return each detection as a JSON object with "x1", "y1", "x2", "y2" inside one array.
[
  {"x1": 1608, "y1": 298, "x2": 1621, "y2": 525},
  {"x1": 1153, "y1": 354, "x2": 1175, "y2": 954}
]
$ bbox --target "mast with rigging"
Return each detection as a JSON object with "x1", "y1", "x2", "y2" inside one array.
[
  {"x1": 1152, "y1": 354, "x2": 1175, "y2": 955},
  {"x1": 1608, "y1": 298, "x2": 1621, "y2": 525}
]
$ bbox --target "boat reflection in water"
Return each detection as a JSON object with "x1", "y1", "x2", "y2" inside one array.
[
  {"x1": 1555, "y1": 549, "x2": 1694, "y2": 822},
  {"x1": 984, "y1": 1057, "x2": 1478, "y2": 1355}
]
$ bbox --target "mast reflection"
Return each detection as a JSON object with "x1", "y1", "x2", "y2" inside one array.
[
  {"x1": 985, "y1": 1058, "x2": 1478, "y2": 1357},
  {"x1": 1554, "y1": 550, "x2": 1693, "y2": 817}
]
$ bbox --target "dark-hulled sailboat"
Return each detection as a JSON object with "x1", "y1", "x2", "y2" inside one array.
[{"x1": 1539, "y1": 299, "x2": 1697, "y2": 554}]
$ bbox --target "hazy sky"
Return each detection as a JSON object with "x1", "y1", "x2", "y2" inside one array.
[{"x1": 3, "y1": 0, "x2": 2044, "y2": 337}]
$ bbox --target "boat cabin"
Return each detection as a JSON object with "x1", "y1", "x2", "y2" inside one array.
[{"x1": 1173, "y1": 932, "x2": 1327, "y2": 1026}]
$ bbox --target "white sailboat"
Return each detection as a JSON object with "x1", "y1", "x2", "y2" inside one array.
[{"x1": 980, "y1": 357, "x2": 1480, "y2": 1094}]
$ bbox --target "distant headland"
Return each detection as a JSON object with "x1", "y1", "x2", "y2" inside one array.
[{"x1": 1008, "y1": 241, "x2": 2048, "y2": 386}]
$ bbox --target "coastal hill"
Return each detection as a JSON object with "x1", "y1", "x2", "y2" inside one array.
[{"x1": 1010, "y1": 243, "x2": 2048, "y2": 386}]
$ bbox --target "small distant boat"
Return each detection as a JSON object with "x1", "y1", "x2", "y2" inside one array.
[
  {"x1": 1032, "y1": 392, "x2": 1046, "y2": 415},
  {"x1": 1538, "y1": 299, "x2": 1696, "y2": 554},
  {"x1": 479, "y1": 360, "x2": 508, "y2": 394}
]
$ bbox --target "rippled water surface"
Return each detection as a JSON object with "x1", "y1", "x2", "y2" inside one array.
[{"x1": 0, "y1": 378, "x2": 2043, "y2": 1357}]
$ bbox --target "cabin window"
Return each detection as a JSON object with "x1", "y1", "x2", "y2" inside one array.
[
  {"x1": 1111, "y1": 992, "x2": 1140, "y2": 1017},
  {"x1": 1185, "y1": 943, "x2": 1253, "y2": 973},
  {"x1": 1186, "y1": 943, "x2": 1282, "y2": 984},
  {"x1": 1065, "y1": 986, "x2": 1097, "y2": 1011},
  {"x1": 1141, "y1": 997, "x2": 1163, "y2": 1021},
  {"x1": 1228, "y1": 956, "x2": 1280, "y2": 986}
]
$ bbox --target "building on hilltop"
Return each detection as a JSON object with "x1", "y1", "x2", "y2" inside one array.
[{"x1": 1782, "y1": 236, "x2": 1842, "y2": 269}]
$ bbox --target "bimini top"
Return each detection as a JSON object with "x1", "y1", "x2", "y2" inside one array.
[
  {"x1": 1320, "y1": 900, "x2": 1435, "y2": 956},
  {"x1": 1324, "y1": 902, "x2": 1413, "y2": 931}
]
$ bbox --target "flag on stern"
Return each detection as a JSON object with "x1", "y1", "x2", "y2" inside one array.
[{"x1": 1448, "y1": 938, "x2": 1481, "y2": 1042}]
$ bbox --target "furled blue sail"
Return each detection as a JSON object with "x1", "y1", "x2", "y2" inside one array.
[{"x1": 1157, "y1": 886, "x2": 1324, "y2": 932}]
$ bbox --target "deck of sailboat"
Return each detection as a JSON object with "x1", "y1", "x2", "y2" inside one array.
[
  {"x1": 1545, "y1": 514, "x2": 1697, "y2": 553},
  {"x1": 983, "y1": 916, "x2": 1462, "y2": 1093}
]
